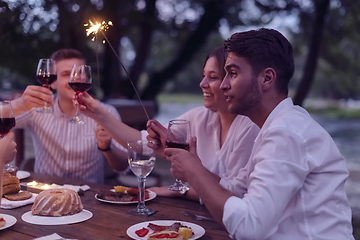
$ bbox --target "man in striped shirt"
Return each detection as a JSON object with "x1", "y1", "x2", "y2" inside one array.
[{"x1": 11, "y1": 49, "x2": 129, "y2": 183}]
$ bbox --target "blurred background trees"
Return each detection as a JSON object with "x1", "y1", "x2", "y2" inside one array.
[{"x1": 0, "y1": 0, "x2": 359, "y2": 108}]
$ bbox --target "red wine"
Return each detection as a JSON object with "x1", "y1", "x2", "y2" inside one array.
[
  {"x1": 165, "y1": 141, "x2": 190, "y2": 150},
  {"x1": 68, "y1": 82, "x2": 92, "y2": 93},
  {"x1": 36, "y1": 74, "x2": 57, "y2": 86},
  {"x1": 0, "y1": 118, "x2": 15, "y2": 135}
]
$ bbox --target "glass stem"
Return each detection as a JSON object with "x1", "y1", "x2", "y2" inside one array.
[
  {"x1": 75, "y1": 94, "x2": 79, "y2": 118},
  {"x1": 43, "y1": 85, "x2": 50, "y2": 108},
  {"x1": 137, "y1": 177, "x2": 146, "y2": 210}
]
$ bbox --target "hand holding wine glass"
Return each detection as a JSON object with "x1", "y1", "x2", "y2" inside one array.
[
  {"x1": 36, "y1": 59, "x2": 57, "y2": 113},
  {"x1": 0, "y1": 101, "x2": 17, "y2": 175},
  {"x1": 68, "y1": 64, "x2": 92, "y2": 124},
  {"x1": 127, "y1": 140, "x2": 156, "y2": 216},
  {"x1": 166, "y1": 119, "x2": 191, "y2": 193}
]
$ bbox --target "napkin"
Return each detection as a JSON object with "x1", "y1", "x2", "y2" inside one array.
[
  {"x1": 48, "y1": 184, "x2": 90, "y2": 192},
  {"x1": 34, "y1": 233, "x2": 77, "y2": 240},
  {"x1": 1, "y1": 192, "x2": 38, "y2": 209}
]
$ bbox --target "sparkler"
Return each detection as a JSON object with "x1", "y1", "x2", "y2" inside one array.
[{"x1": 84, "y1": 20, "x2": 150, "y2": 120}]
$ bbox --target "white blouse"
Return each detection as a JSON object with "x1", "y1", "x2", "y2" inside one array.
[{"x1": 142, "y1": 106, "x2": 260, "y2": 190}]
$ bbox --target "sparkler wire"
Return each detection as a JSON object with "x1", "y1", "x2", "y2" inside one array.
[
  {"x1": 100, "y1": 31, "x2": 150, "y2": 120},
  {"x1": 84, "y1": 20, "x2": 150, "y2": 121}
]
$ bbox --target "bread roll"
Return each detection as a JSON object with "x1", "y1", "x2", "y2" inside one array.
[
  {"x1": 4, "y1": 191, "x2": 32, "y2": 201},
  {"x1": 2, "y1": 172, "x2": 20, "y2": 196}
]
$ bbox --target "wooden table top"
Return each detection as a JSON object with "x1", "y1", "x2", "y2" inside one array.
[{"x1": 0, "y1": 172, "x2": 231, "y2": 240}]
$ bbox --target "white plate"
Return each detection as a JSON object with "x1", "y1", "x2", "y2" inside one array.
[
  {"x1": 0, "y1": 214, "x2": 17, "y2": 230},
  {"x1": 21, "y1": 209, "x2": 92, "y2": 225},
  {"x1": 16, "y1": 170, "x2": 31, "y2": 180},
  {"x1": 126, "y1": 220, "x2": 205, "y2": 240},
  {"x1": 95, "y1": 189, "x2": 156, "y2": 204}
]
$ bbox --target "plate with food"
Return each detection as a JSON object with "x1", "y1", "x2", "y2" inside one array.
[
  {"x1": 0, "y1": 214, "x2": 17, "y2": 230},
  {"x1": 21, "y1": 209, "x2": 93, "y2": 225},
  {"x1": 126, "y1": 220, "x2": 205, "y2": 240},
  {"x1": 16, "y1": 170, "x2": 30, "y2": 180},
  {"x1": 95, "y1": 186, "x2": 156, "y2": 204}
]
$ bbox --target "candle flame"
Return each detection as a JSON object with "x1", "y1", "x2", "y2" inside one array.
[
  {"x1": 84, "y1": 20, "x2": 113, "y2": 41},
  {"x1": 41, "y1": 184, "x2": 51, "y2": 190},
  {"x1": 27, "y1": 181, "x2": 38, "y2": 186}
]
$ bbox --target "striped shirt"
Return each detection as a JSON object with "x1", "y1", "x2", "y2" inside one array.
[{"x1": 15, "y1": 96, "x2": 126, "y2": 183}]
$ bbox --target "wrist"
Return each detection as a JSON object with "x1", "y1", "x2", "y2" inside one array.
[{"x1": 97, "y1": 143, "x2": 112, "y2": 152}]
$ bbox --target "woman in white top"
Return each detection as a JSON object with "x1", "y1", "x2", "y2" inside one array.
[{"x1": 78, "y1": 47, "x2": 259, "y2": 200}]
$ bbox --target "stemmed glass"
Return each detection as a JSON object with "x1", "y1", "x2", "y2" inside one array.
[
  {"x1": 0, "y1": 101, "x2": 17, "y2": 175},
  {"x1": 166, "y1": 119, "x2": 191, "y2": 194},
  {"x1": 36, "y1": 59, "x2": 57, "y2": 113},
  {"x1": 127, "y1": 140, "x2": 156, "y2": 216},
  {"x1": 68, "y1": 64, "x2": 92, "y2": 124}
]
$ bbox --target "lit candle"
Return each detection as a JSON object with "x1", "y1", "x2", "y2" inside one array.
[
  {"x1": 27, "y1": 181, "x2": 38, "y2": 186},
  {"x1": 41, "y1": 184, "x2": 51, "y2": 190}
]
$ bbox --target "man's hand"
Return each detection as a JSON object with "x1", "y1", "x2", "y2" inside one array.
[
  {"x1": 95, "y1": 124, "x2": 112, "y2": 150},
  {"x1": 76, "y1": 92, "x2": 106, "y2": 121},
  {"x1": 146, "y1": 120, "x2": 167, "y2": 158},
  {"x1": 11, "y1": 86, "x2": 53, "y2": 116},
  {"x1": 0, "y1": 132, "x2": 17, "y2": 165},
  {"x1": 164, "y1": 137, "x2": 200, "y2": 182}
]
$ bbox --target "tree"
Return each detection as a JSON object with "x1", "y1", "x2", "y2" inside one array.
[{"x1": 293, "y1": 0, "x2": 330, "y2": 106}]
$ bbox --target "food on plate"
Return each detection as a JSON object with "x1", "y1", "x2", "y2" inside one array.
[
  {"x1": 2, "y1": 172, "x2": 20, "y2": 196},
  {"x1": 147, "y1": 230, "x2": 183, "y2": 240},
  {"x1": 0, "y1": 215, "x2": 5, "y2": 228},
  {"x1": 114, "y1": 185, "x2": 127, "y2": 193},
  {"x1": 4, "y1": 191, "x2": 32, "y2": 201},
  {"x1": 135, "y1": 222, "x2": 193, "y2": 239},
  {"x1": 178, "y1": 227, "x2": 193, "y2": 239},
  {"x1": 126, "y1": 187, "x2": 140, "y2": 196},
  {"x1": 31, "y1": 188, "x2": 83, "y2": 217},
  {"x1": 97, "y1": 189, "x2": 134, "y2": 202},
  {"x1": 135, "y1": 227, "x2": 150, "y2": 237},
  {"x1": 97, "y1": 187, "x2": 149, "y2": 202},
  {"x1": 148, "y1": 222, "x2": 179, "y2": 232}
]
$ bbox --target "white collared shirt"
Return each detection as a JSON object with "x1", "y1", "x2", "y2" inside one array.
[
  {"x1": 223, "y1": 98, "x2": 354, "y2": 240},
  {"x1": 15, "y1": 96, "x2": 126, "y2": 183}
]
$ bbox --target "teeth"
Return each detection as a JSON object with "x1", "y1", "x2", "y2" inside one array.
[{"x1": 203, "y1": 93, "x2": 212, "y2": 97}]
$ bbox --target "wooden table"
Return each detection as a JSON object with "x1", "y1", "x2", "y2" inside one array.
[{"x1": 1, "y1": 172, "x2": 231, "y2": 239}]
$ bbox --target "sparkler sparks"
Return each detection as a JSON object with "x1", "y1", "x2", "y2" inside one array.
[
  {"x1": 84, "y1": 20, "x2": 113, "y2": 41},
  {"x1": 84, "y1": 19, "x2": 150, "y2": 121}
]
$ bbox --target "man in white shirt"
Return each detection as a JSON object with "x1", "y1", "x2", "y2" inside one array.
[{"x1": 163, "y1": 28, "x2": 354, "y2": 239}]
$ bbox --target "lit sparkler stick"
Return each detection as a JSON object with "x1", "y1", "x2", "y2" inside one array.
[{"x1": 84, "y1": 20, "x2": 150, "y2": 120}]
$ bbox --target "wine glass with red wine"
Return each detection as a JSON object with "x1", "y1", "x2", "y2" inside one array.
[
  {"x1": 166, "y1": 119, "x2": 191, "y2": 193},
  {"x1": 68, "y1": 64, "x2": 92, "y2": 124},
  {"x1": 0, "y1": 101, "x2": 17, "y2": 174},
  {"x1": 36, "y1": 59, "x2": 57, "y2": 113}
]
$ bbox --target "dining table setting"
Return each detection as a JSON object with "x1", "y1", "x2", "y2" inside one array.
[{"x1": 0, "y1": 170, "x2": 232, "y2": 239}]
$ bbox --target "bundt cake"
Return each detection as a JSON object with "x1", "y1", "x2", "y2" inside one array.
[{"x1": 31, "y1": 188, "x2": 83, "y2": 217}]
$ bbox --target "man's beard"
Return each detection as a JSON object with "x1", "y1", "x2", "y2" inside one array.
[{"x1": 229, "y1": 77, "x2": 261, "y2": 116}]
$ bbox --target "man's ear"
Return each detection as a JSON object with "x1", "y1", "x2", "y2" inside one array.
[{"x1": 261, "y1": 68, "x2": 276, "y2": 90}]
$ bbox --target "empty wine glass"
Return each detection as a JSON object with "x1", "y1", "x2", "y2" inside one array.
[
  {"x1": 127, "y1": 140, "x2": 156, "y2": 216},
  {"x1": 68, "y1": 64, "x2": 92, "y2": 124},
  {"x1": 166, "y1": 119, "x2": 191, "y2": 194},
  {"x1": 0, "y1": 101, "x2": 17, "y2": 175},
  {"x1": 36, "y1": 59, "x2": 57, "y2": 113}
]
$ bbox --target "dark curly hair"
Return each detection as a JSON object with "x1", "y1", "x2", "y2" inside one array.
[{"x1": 224, "y1": 28, "x2": 294, "y2": 95}]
